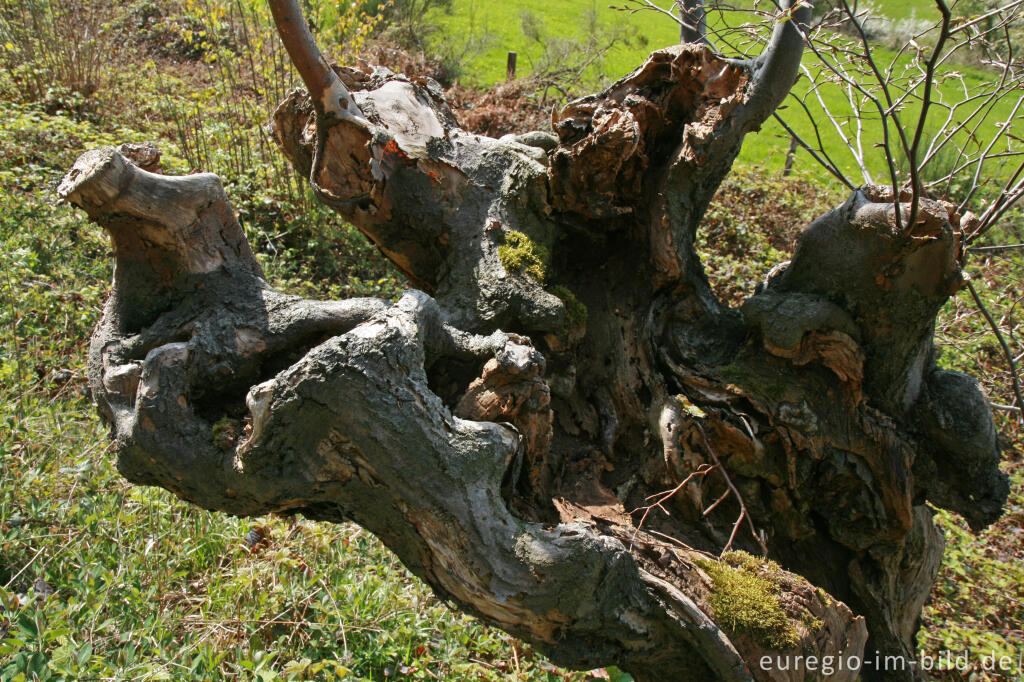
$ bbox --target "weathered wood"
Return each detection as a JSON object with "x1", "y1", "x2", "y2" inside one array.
[{"x1": 59, "y1": 0, "x2": 1008, "y2": 679}]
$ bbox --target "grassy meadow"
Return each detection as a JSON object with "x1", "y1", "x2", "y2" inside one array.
[
  {"x1": 1, "y1": 0, "x2": 1022, "y2": 680},
  {"x1": 433, "y1": 0, "x2": 1023, "y2": 182},
  {"x1": 431, "y1": 0, "x2": 947, "y2": 83}
]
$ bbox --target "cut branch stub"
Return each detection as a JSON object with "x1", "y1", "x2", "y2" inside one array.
[
  {"x1": 756, "y1": 185, "x2": 1007, "y2": 528},
  {"x1": 453, "y1": 335, "x2": 555, "y2": 499},
  {"x1": 272, "y1": 66, "x2": 565, "y2": 334},
  {"x1": 768, "y1": 186, "x2": 966, "y2": 413},
  {"x1": 57, "y1": 146, "x2": 263, "y2": 332},
  {"x1": 58, "y1": 147, "x2": 388, "y2": 477},
  {"x1": 548, "y1": 45, "x2": 750, "y2": 220}
]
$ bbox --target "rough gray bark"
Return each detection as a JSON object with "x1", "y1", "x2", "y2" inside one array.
[{"x1": 59, "y1": 1, "x2": 1008, "y2": 680}]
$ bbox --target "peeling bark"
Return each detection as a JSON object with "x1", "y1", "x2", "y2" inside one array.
[{"x1": 59, "y1": 0, "x2": 1008, "y2": 679}]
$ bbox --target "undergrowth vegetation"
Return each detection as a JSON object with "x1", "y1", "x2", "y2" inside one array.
[{"x1": 1, "y1": 0, "x2": 1022, "y2": 680}]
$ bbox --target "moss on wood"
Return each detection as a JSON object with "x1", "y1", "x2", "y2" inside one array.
[
  {"x1": 498, "y1": 230, "x2": 549, "y2": 283},
  {"x1": 548, "y1": 284, "x2": 588, "y2": 329},
  {"x1": 696, "y1": 551, "x2": 800, "y2": 650}
]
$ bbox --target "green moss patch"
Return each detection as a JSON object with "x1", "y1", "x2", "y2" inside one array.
[
  {"x1": 673, "y1": 394, "x2": 707, "y2": 419},
  {"x1": 696, "y1": 551, "x2": 800, "y2": 650},
  {"x1": 547, "y1": 285, "x2": 588, "y2": 329},
  {"x1": 801, "y1": 612, "x2": 825, "y2": 634},
  {"x1": 211, "y1": 416, "x2": 241, "y2": 451},
  {"x1": 498, "y1": 230, "x2": 549, "y2": 283}
]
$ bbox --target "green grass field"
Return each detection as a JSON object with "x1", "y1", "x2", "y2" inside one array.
[
  {"x1": 432, "y1": 0, "x2": 1021, "y2": 181},
  {"x1": 431, "y1": 0, "x2": 960, "y2": 83},
  {"x1": 430, "y1": 0, "x2": 679, "y2": 85},
  {"x1": 1, "y1": 0, "x2": 1022, "y2": 679}
]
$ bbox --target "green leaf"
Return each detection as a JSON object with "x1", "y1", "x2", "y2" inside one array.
[
  {"x1": 16, "y1": 613, "x2": 37, "y2": 639},
  {"x1": 77, "y1": 643, "x2": 93, "y2": 668}
]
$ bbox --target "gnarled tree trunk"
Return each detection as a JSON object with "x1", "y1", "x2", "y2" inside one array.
[{"x1": 59, "y1": 1, "x2": 1007, "y2": 679}]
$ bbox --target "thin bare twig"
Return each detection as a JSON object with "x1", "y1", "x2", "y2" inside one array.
[
  {"x1": 702, "y1": 488, "x2": 732, "y2": 517},
  {"x1": 772, "y1": 111, "x2": 855, "y2": 188},
  {"x1": 629, "y1": 463, "x2": 716, "y2": 548},
  {"x1": 906, "y1": 0, "x2": 953, "y2": 234},
  {"x1": 968, "y1": 243, "x2": 1024, "y2": 253},
  {"x1": 2, "y1": 546, "x2": 45, "y2": 589},
  {"x1": 696, "y1": 424, "x2": 769, "y2": 556},
  {"x1": 966, "y1": 277, "x2": 1024, "y2": 423},
  {"x1": 644, "y1": 528, "x2": 719, "y2": 559}
]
